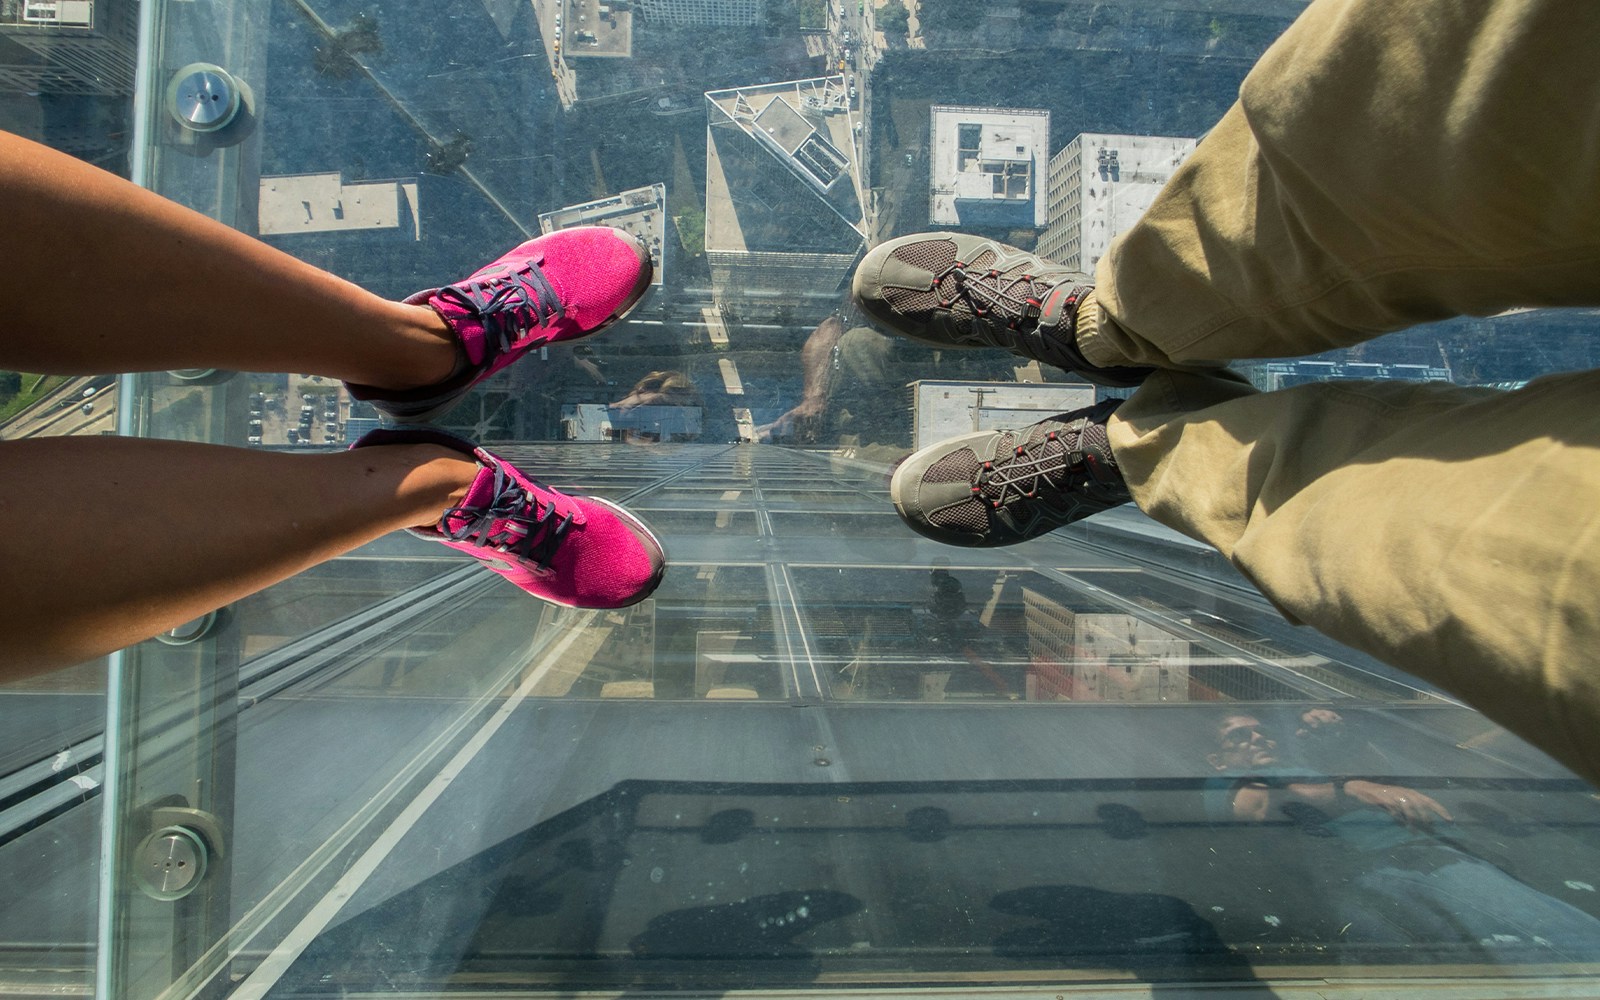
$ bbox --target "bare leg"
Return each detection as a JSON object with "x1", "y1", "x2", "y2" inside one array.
[
  {"x1": 0, "y1": 129, "x2": 457, "y2": 387},
  {"x1": 0, "y1": 131, "x2": 589, "y2": 676},
  {"x1": 0, "y1": 439, "x2": 478, "y2": 681},
  {"x1": 0, "y1": 130, "x2": 482, "y2": 675}
]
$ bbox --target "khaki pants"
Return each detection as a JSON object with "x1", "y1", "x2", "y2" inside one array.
[{"x1": 1077, "y1": 0, "x2": 1600, "y2": 783}]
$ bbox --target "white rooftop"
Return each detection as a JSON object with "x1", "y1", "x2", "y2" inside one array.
[
  {"x1": 538, "y1": 183, "x2": 668, "y2": 285},
  {"x1": 258, "y1": 173, "x2": 420, "y2": 239},
  {"x1": 1065, "y1": 133, "x2": 1196, "y2": 270},
  {"x1": 930, "y1": 105, "x2": 1050, "y2": 227}
]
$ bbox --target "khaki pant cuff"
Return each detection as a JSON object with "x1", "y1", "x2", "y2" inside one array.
[{"x1": 1071, "y1": 287, "x2": 1135, "y2": 370}]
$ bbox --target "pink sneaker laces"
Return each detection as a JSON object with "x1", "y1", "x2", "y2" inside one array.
[
  {"x1": 440, "y1": 462, "x2": 577, "y2": 571},
  {"x1": 435, "y1": 256, "x2": 565, "y2": 362}
]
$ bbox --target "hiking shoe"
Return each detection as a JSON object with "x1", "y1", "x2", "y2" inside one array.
[
  {"x1": 349, "y1": 226, "x2": 653, "y2": 423},
  {"x1": 852, "y1": 233, "x2": 1153, "y2": 387},
  {"x1": 354, "y1": 428, "x2": 666, "y2": 608},
  {"x1": 891, "y1": 399, "x2": 1131, "y2": 547}
]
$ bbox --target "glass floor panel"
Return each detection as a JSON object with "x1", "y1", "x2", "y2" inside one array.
[{"x1": 4, "y1": 0, "x2": 1600, "y2": 996}]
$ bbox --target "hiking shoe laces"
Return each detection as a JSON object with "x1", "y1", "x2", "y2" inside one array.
[
  {"x1": 891, "y1": 399, "x2": 1132, "y2": 547},
  {"x1": 853, "y1": 233, "x2": 1153, "y2": 388}
]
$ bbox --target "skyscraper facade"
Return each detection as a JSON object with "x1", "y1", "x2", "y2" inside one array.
[
  {"x1": 1039, "y1": 132, "x2": 1196, "y2": 272},
  {"x1": 705, "y1": 76, "x2": 867, "y2": 318}
]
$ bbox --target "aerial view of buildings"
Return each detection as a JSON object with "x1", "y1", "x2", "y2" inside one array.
[
  {"x1": 12, "y1": 6, "x2": 1600, "y2": 1000},
  {"x1": 1038, "y1": 131, "x2": 1196, "y2": 270},
  {"x1": 6, "y1": 0, "x2": 1590, "y2": 445}
]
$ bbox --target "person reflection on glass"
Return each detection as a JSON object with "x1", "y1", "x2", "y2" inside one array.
[
  {"x1": 1209, "y1": 712, "x2": 1452, "y2": 829},
  {"x1": 1206, "y1": 711, "x2": 1600, "y2": 957},
  {"x1": 757, "y1": 314, "x2": 845, "y2": 446},
  {"x1": 607, "y1": 369, "x2": 704, "y2": 445},
  {"x1": 758, "y1": 308, "x2": 1025, "y2": 459}
]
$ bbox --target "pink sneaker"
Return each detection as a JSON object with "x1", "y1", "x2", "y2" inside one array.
[
  {"x1": 354, "y1": 428, "x2": 666, "y2": 609},
  {"x1": 349, "y1": 226, "x2": 653, "y2": 423}
]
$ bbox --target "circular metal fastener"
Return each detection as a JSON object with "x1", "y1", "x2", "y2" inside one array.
[
  {"x1": 135, "y1": 826, "x2": 209, "y2": 901},
  {"x1": 166, "y1": 368, "x2": 237, "y2": 385},
  {"x1": 154, "y1": 610, "x2": 219, "y2": 646},
  {"x1": 167, "y1": 63, "x2": 242, "y2": 132}
]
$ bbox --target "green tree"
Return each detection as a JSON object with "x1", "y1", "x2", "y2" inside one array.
[
  {"x1": 915, "y1": 0, "x2": 963, "y2": 36},
  {"x1": 673, "y1": 208, "x2": 705, "y2": 256},
  {"x1": 878, "y1": 0, "x2": 910, "y2": 37},
  {"x1": 798, "y1": 0, "x2": 827, "y2": 31}
]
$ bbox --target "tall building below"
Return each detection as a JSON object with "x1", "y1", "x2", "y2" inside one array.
[
  {"x1": 705, "y1": 76, "x2": 867, "y2": 318},
  {"x1": 0, "y1": 0, "x2": 136, "y2": 95},
  {"x1": 928, "y1": 105, "x2": 1050, "y2": 229},
  {"x1": 258, "y1": 173, "x2": 421, "y2": 239},
  {"x1": 539, "y1": 183, "x2": 668, "y2": 287},
  {"x1": 638, "y1": 0, "x2": 763, "y2": 27},
  {"x1": 1244, "y1": 359, "x2": 1453, "y2": 391},
  {"x1": 1038, "y1": 132, "x2": 1196, "y2": 271}
]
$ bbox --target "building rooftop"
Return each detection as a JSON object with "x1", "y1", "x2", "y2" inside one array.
[
  {"x1": 930, "y1": 105, "x2": 1050, "y2": 227},
  {"x1": 561, "y1": 0, "x2": 632, "y2": 58},
  {"x1": 1040, "y1": 131, "x2": 1198, "y2": 268},
  {"x1": 705, "y1": 76, "x2": 866, "y2": 256},
  {"x1": 538, "y1": 182, "x2": 668, "y2": 285},
  {"x1": 258, "y1": 172, "x2": 421, "y2": 239}
]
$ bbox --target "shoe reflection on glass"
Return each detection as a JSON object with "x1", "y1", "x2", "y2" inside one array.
[
  {"x1": 989, "y1": 884, "x2": 1250, "y2": 974},
  {"x1": 0, "y1": 128, "x2": 664, "y2": 678},
  {"x1": 627, "y1": 889, "x2": 862, "y2": 960},
  {"x1": 757, "y1": 314, "x2": 847, "y2": 446},
  {"x1": 759, "y1": 306, "x2": 1024, "y2": 466}
]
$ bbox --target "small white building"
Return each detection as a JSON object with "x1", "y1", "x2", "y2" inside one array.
[
  {"x1": 258, "y1": 173, "x2": 420, "y2": 239},
  {"x1": 539, "y1": 183, "x2": 668, "y2": 285},
  {"x1": 928, "y1": 105, "x2": 1050, "y2": 228}
]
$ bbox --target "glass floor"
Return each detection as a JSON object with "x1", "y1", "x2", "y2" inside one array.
[{"x1": 4, "y1": 1, "x2": 1600, "y2": 997}]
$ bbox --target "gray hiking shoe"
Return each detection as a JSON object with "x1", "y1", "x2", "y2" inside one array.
[
  {"x1": 852, "y1": 233, "x2": 1153, "y2": 387},
  {"x1": 891, "y1": 400, "x2": 1131, "y2": 547}
]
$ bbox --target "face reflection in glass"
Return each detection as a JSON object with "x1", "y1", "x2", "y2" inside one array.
[{"x1": 1214, "y1": 714, "x2": 1278, "y2": 770}]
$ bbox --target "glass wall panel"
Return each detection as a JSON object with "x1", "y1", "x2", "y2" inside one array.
[{"x1": 0, "y1": 0, "x2": 139, "y2": 991}]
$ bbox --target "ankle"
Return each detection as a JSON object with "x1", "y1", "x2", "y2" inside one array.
[
  {"x1": 399, "y1": 303, "x2": 462, "y2": 386},
  {"x1": 354, "y1": 301, "x2": 461, "y2": 392},
  {"x1": 404, "y1": 444, "x2": 480, "y2": 512},
  {"x1": 347, "y1": 442, "x2": 480, "y2": 529}
]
